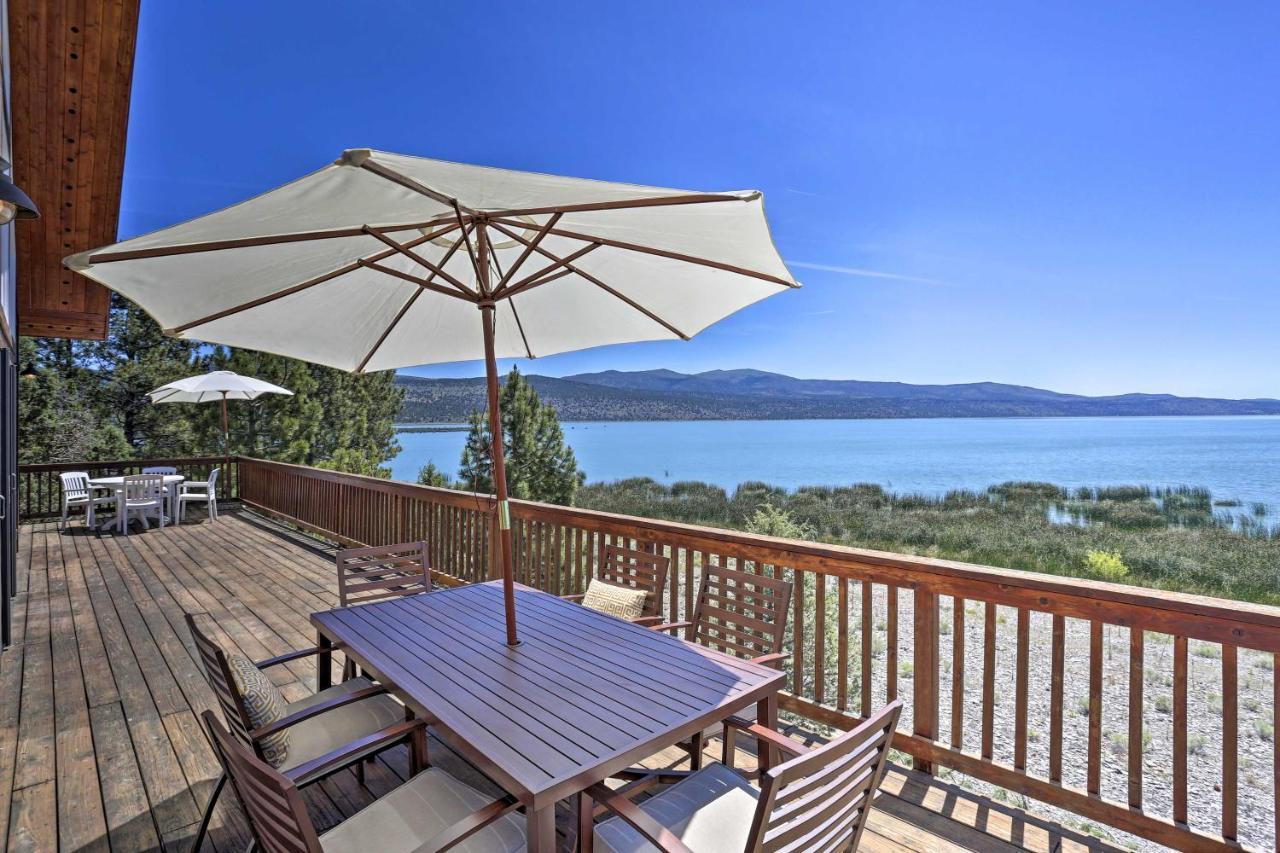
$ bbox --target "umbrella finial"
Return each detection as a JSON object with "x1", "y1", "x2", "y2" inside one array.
[{"x1": 341, "y1": 148, "x2": 373, "y2": 167}]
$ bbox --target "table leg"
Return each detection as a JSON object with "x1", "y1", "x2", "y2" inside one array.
[
  {"x1": 577, "y1": 792, "x2": 594, "y2": 853},
  {"x1": 316, "y1": 632, "x2": 332, "y2": 691},
  {"x1": 527, "y1": 804, "x2": 555, "y2": 853},
  {"x1": 757, "y1": 694, "x2": 779, "y2": 773}
]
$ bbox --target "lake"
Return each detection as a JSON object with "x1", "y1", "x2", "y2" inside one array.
[{"x1": 390, "y1": 415, "x2": 1280, "y2": 510}]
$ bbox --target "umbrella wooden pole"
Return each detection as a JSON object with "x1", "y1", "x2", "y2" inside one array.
[
  {"x1": 480, "y1": 291, "x2": 519, "y2": 644},
  {"x1": 220, "y1": 392, "x2": 230, "y2": 457}
]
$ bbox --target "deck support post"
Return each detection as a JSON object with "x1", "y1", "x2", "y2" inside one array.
[{"x1": 912, "y1": 587, "x2": 939, "y2": 774}]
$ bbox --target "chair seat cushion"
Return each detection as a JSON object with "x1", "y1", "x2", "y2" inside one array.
[
  {"x1": 594, "y1": 763, "x2": 759, "y2": 853},
  {"x1": 582, "y1": 579, "x2": 649, "y2": 620},
  {"x1": 226, "y1": 654, "x2": 291, "y2": 767},
  {"x1": 320, "y1": 766, "x2": 526, "y2": 852},
  {"x1": 282, "y1": 677, "x2": 405, "y2": 769}
]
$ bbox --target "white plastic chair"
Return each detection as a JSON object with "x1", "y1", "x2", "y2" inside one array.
[
  {"x1": 58, "y1": 471, "x2": 114, "y2": 531},
  {"x1": 119, "y1": 474, "x2": 166, "y2": 534},
  {"x1": 177, "y1": 467, "x2": 220, "y2": 523},
  {"x1": 142, "y1": 465, "x2": 179, "y2": 519}
]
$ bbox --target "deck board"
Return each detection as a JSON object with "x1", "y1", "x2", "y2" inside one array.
[{"x1": 5, "y1": 510, "x2": 1127, "y2": 852}]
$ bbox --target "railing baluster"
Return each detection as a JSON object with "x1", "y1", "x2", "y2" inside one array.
[
  {"x1": 982, "y1": 601, "x2": 996, "y2": 760},
  {"x1": 837, "y1": 577, "x2": 849, "y2": 712},
  {"x1": 1088, "y1": 621, "x2": 1103, "y2": 797},
  {"x1": 912, "y1": 587, "x2": 939, "y2": 774},
  {"x1": 1222, "y1": 644, "x2": 1238, "y2": 841},
  {"x1": 863, "y1": 580, "x2": 875, "y2": 717},
  {"x1": 1129, "y1": 627, "x2": 1144, "y2": 810},
  {"x1": 814, "y1": 574, "x2": 826, "y2": 704},
  {"x1": 1015, "y1": 608, "x2": 1030, "y2": 772},
  {"x1": 950, "y1": 596, "x2": 964, "y2": 750},
  {"x1": 792, "y1": 568, "x2": 804, "y2": 695},
  {"x1": 1049, "y1": 614, "x2": 1065, "y2": 783},
  {"x1": 886, "y1": 585, "x2": 898, "y2": 704},
  {"x1": 1273, "y1": 651, "x2": 1278, "y2": 853}
]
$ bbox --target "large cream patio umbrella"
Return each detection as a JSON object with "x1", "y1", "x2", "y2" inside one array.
[
  {"x1": 148, "y1": 370, "x2": 293, "y2": 455},
  {"x1": 65, "y1": 149, "x2": 799, "y2": 645}
]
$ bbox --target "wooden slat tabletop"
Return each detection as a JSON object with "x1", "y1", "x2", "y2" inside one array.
[{"x1": 311, "y1": 581, "x2": 785, "y2": 811}]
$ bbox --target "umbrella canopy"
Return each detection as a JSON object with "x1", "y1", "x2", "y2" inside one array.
[
  {"x1": 148, "y1": 370, "x2": 293, "y2": 404},
  {"x1": 66, "y1": 149, "x2": 799, "y2": 644},
  {"x1": 149, "y1": 370, "x2": 293, "y2": 455}
]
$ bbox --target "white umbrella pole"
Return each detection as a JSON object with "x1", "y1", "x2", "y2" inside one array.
[{"x1": 221, "y1": 391, "x2": 230, "y2": 457}]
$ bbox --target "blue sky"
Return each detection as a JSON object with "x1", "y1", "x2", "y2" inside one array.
[{"x1": 118, "y1": 2, "x2": 1280, "y2": 398}]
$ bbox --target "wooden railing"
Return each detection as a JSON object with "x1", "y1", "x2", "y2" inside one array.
[
  {"x1": 18, "y1": 456, "x2": 239, "y2": 519},
  {"x1": 113, "y1": 458, "x2": 1280, "y2": 850}
]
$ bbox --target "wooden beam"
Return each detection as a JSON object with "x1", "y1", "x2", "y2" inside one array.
[
  {"x1": 495, "y1": 242, "x2": 600, "y2": 300},
  {"x1": 357, "y1": 158, "x2": 476, "y2": 215},
  {"x1": 362, "y1": 226, "x2": 477, "y2": 297},
  {"x1": 355, "y1": 259, "x2": 476, "y2": 302},
  {"x1": 494, "y1": 212, "x2": 562, "y2": 290}
]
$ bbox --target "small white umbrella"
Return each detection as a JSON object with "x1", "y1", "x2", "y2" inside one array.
[
  {"x1": 68, "y1": 149, "x2": 798, "y2": 645},
  {"x1": 148, "y1": 370, "x2": 293, "y2": 455}
]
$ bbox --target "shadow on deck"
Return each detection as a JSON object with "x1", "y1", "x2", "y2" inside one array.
[{"x1": 1, "y1": 509, "x2": 1125, "y2": 852}]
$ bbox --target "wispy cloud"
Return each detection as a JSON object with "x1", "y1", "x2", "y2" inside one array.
[{"x1": 786, "y1": 260, "x2": 951, "y2": 287}]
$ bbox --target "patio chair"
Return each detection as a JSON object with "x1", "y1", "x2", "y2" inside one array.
[
  {"x1": 118, "y1": 473, "x2": 166, "y2": 533},
  {"x1": 584, "y1": 700, "x2": 903, "y2": 853},
  {"x1": 177, "y1": 467, "x2": 220, "y2": 523},
  {"x1": 336, "y1": 540, "x2": 432, "y2": 679},
  {"x1": 185, "y1": 613, "x2": 426, "y2": 853},
  {"x1": 562, "y1": 543, "x2": 671, "y2": 625},
  {"x1": 142, "y1": 465, "x2": 180, "y2": 517},
  {"x1": 202, "y1": 709, "x2": 526, "y2": 853},
  {"x1": 651, "y1": 564, "x2": 793, "y2": 769},
  {"x1": 58, "y1": 470, "x2": 114, "y2": 530}
]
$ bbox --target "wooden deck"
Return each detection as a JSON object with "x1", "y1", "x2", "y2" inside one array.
[{"x1": 2, "y1": 509, "x2": 1125, "y2": 852}]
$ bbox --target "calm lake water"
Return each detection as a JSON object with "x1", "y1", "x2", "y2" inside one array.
[{"x1": 390, "y1": 415, "x2": 1280, "y2": 510}]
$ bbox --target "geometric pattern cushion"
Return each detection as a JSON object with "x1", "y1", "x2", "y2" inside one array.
[
  {"x1": 227, "y1": 653, "x2": 290, "y2": 767},
  {"x1": 581, "y1": 578, "x2": 648, "y2": 621}
]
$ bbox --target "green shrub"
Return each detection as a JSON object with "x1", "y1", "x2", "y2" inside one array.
[{"x1": 1085, "y1": 550, "x2": 1129, "y2": 581}]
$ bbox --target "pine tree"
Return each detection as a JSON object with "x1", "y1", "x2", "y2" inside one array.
[{"x1": 459, "y1": 367, "x2": 584, "y2": 504}]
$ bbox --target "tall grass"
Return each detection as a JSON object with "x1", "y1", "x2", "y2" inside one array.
[{"x1": 576, "y1": 479, "x2": 1280, "y2": 606}]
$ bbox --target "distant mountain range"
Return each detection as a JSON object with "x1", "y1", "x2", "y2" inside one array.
[{"x1": 394, "y1": 369, "x2": 1280, "y2": 423}]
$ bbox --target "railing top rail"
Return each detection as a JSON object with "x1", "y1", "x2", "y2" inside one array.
[{"x1": 236, "y1": 455, "x2": 497, "y2": 512}]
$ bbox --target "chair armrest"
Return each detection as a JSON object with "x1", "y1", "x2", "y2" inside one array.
[
  {"x1": 722, "y1": 716, "x2": 809, "y2": 758},
  {"x1": 648, "y1": 620, "x2": 692, "y2": 634},
  {"x1": 749, "y1": 652, "x2": 787, "y2": 669},
  {"x1": 254, "y1": 645, "x2": 337, "y2": 669},
  {"x1": 560, "y1": 594, "x2": 586, "y2": 603},
  {"x1": 284, "y1": 718, "x2": 424, "y2": 784},
  {"x1": 420, "y1": 794, "x2": 521, "y2": 852},
  {"x1": 180, "y1": 481, "x2": 212, "y2": 493},
  {"x1": 584, "y1": 783, "x2": 695, "y2": 853},
  {"x1": 251, "y1": 685, "x2": 387, "y2": 740},
  {"x1": 628, "y1": 615, "x2": 665, "y2": 626}
]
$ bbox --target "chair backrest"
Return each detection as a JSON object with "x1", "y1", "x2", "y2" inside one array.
[
  {"x1": 185, "y1": 613, "x2": 256, "y2": 749},
  {"x1": 597, "y1": 543, "x2": 671, "y2": 618},
  {"x1": 142, "y1": 465, "x2": 178, "y2": 475},
  {"x1": 123, "y1": 473, "x2": 165, "y2": 502},
  {"x1": 202, "y1": 710, "x2": 324, "y2": 853},
  {"x1": 205, "y1": 467, "x2": 221, "y2": 488},
  {"x1": 59, "y1": 471, "x2": 91, "y2": 500},
  {"x1": 747, "y1": 700, "x2": 902, "y2": 853},
  {"x1": 336, "y1": 541, "x2": 431, "y2": 607},
  {"x1": 689, "y1": 563, "x2": 793, "y2": 661}
]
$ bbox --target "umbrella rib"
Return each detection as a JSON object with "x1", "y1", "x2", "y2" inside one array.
[
  {"x1": 487, "y1": 221, "x2": 689, "y2": 340},
  {"x1": 356, "y1": 260, "x2": 478, "y2": 302},
  {"x1": 484, "y1": 192, "x2": 754, "y2": 219},
  {"x1": 363, "y1": 226, "x2": 478, "y2": 298},
  {"x1": 495, "y1": 242, "x2": 601, "y2": 300},
  {"x1": 354, "y1": 287, "x2": 426, "y2": 374},
  {"x1": 489, "y1": 218, "x2": 797, "y2": 288},
  {"x1": 167, "y1": 223, "x2": 460, "y2": 335},
  {"x1": 487, "y1": 248, "x2": 534, "y2": 360},
  {"x1": 494, "y1": 212, "x2": 562, "y2": 290},
  {"x1": 357, "y1": 159, "x2": 478, "y2": 216},
  {"x1": 83, "y1": 220, "x2": 453, "y2": 264}
]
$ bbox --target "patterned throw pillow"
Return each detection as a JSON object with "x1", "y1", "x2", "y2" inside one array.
[
  {"x1": 227, "y1": 654, "x2": 290, "y2": 767},
  {"x1": 581, "y1": 579, "x2": 648, "y2": 621}
]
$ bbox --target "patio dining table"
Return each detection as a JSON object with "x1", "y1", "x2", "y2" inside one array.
[
  {"x1": 311, "y1": 580, "x2": 787, "y2": 852},
  {"x1": 88, "y1": 473, "x2": 185, "y2": 530}
]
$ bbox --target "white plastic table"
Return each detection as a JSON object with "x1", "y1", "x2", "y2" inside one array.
[{"x1": 88, "y1": 474, "x2": 185, "y2": 531}]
